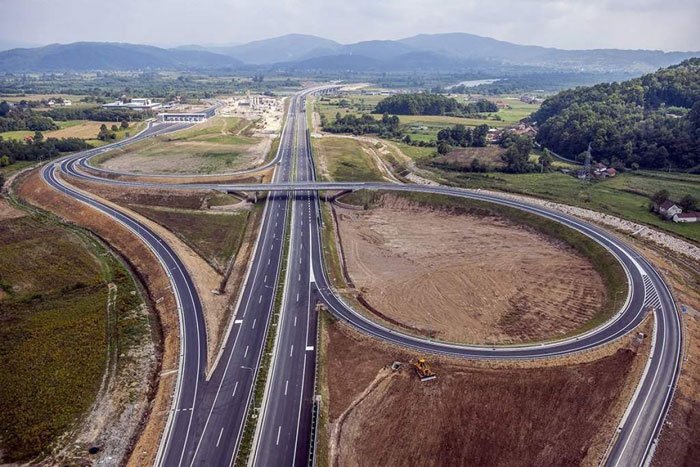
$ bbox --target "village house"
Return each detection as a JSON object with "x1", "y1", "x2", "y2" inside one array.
[{"x1": 657, "y1": 200, "x2": 683, "y2": 219}]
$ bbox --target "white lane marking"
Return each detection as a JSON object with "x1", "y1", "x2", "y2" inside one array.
[
  {"x1": 270, "y1": 244, "x2": 273, "y2": 250},
  {"x1": 285, "y1": 380, "x2": 289, "y2": 396},
  {"x1": 298, "y1": 273, "x2": 301, "y2": 281},
  {"x1": 290, "y1": 345, "x2": 294, "y2": 357},
  {"x1": 294, "y1": 316, "x2": 297, "y2": 327},
  {"x1": 296, "y1": 292, "x2": 299, "y2": 302},
  {"x1": 244, "y1": 345, "x2": 249, "y2": 358},
  {"x1": 216, "y1": 427, "x2": 224, "y2": 447},
  {"x1": 232, "y1": 381, "x2": 238, "y2": 397},
  {"x1": 267, "y1": 258, "x2": 271, "y2": 265},
  {"x1": 259, "y1": 295, "x2": 263, "y2": 304},
  {"x1": 276, "y1": 425, "x2": 282, "y2": 446},
  {"x1": 252, "y1": 318, "x2": 256, "y2": 329},
  {"x1": 264, "y1": 275, "x2": 267, "y2": 283}
]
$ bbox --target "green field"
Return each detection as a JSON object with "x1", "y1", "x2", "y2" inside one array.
[
  {"x1": 0, "y1": 120, "x2": 146, "y2": 145},
  {"x1": 315, "y1": 93, "x2": 537, "y2": 144},
  {"x1": 431, "y1": 169, "x2": 700, "y2": 243},
  {"x1": 131, "y1": 205, "x2": 251, "y2": 272},
  {"x1": 311, "y1": 136, "x2": 384, "y2": 182},
  {"x1": 0, "y1": 205, "x2": 146, "y2": 462}
]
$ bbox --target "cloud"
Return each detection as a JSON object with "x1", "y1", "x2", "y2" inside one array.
[{"x1": 1, "y1": 0, "x2": 698, "y2": 51}]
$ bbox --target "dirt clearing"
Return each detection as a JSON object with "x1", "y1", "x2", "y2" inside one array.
[
  {"x1": 320, "y1": 314, "x2": 651, "y2": 467},
  {"x1": 334, "y1": 194, "x2": 606, "y2": 344},
  {"x1": 97, "y1": 117, "x2": 272, "y2": 175}
]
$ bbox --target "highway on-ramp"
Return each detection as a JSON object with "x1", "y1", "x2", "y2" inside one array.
[{"x1": 41, "y1": 88, "x2": 683, "y2": 467}]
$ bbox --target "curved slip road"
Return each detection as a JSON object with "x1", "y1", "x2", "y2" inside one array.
[{"x1": 43, "y1": 88, "x2": 682, "y2": 467}]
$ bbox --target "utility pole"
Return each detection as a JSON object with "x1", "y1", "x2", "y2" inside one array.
[{"x1": 583, "y1": 142, "x2": 592, "y2": 181}]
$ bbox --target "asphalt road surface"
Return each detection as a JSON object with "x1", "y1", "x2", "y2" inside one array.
[{"x1": 43, "y1": 88, "x2": 683, "y2": 467}]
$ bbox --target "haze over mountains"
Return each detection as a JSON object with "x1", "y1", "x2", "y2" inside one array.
[{"x1": 0, "y1": 33, "x2": 697, "y2": 74}]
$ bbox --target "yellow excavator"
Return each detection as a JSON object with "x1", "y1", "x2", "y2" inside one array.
[{"x1": 413, "y1": 358, "x2": 437, "y2": 382}]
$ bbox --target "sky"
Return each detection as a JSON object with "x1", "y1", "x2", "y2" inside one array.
[{"x1": 1, "y1": 0, "x2": 699, "y2": 51}]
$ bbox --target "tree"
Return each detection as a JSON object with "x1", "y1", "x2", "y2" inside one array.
[
  {"x1": 120, "y1": 120, "x2": 129, "y2": 129},
  {"x1": 0, "y1": 101, "x2": 10, "y2": 117},
  {"x1": 111, "y1": 124, "x2": 119, "y2": 132},
  {"x1": 97, "y1": 124, "x2": 111, "y2": 141},
  {"x1": 0, "y1": 155, "x2": 10, "y2": 167},
  {"x1": 472, "y1": 124, "x2": 489, "y2": 147},
  {"x1": 540, "y1": 150, "x2": 553, "y2": 172},
  {"x1": 501, "y1": 133, "x2": 535, "y2": 173},
  {"x1": 679, "y1": 194, "x2": 697, "y2": 211},
  {"x1": 33, "y1": 131, "x2": 44, "y2": 143},
  {"x1": 437, "y1": 140, "x2": 452, "y2": 155},
  {"x1": 651, "y1": 189, "x2": 670, "y2": 206},
  {"x1": 0, "y1": 172, "x2": 5, "y2": 189}
]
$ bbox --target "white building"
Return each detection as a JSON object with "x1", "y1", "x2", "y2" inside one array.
[
  {"x1": 673, "y1": 212, "x2": 699, "y2": 223},
  {"x1": 103, "y1": 98, "x2": 162, "y2": 111}
]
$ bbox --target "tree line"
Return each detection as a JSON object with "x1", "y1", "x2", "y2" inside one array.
[
  {"x1": 436, "y1": 124, "x2": 490, "y2": 154},
  {"x1": 374, "y1": 93, "x2": 497, "y2": 116},
  {"x1": 533, "y1": 58, "x2": 700, "y2": 171},
  {"x1": 321, "y1": 112, "x2": 401, "y2": 137},
  {"x1": 0, "y1": 132, "x2": 90, "y2": 166},
  {"x1": 44, "y1": 107, "x2": 149, "y2": 122},
  {"x1": 0, "y1": 101, "x2": 59, "y2": 132}
]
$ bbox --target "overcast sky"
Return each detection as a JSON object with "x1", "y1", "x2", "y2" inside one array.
[{"x1": 2, "y1": 0, "x2": 699, "y2": 51}]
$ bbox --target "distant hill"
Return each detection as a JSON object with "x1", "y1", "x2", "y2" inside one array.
[
  {"x1": 0, "y1": 33, "x2": 697, "y2": 74},
  {"x1": 282, "y1": 33, "x2": 698, "y2": 74},
  {"x1": 214, "y1": 34, "x2": 340, "y2": 65},
  {"x1": 0, "y1": 39, "x2": 41, "y2": 52},
  {"x1": 0, "y1": 42, "x2": 243, "y2": 71}
]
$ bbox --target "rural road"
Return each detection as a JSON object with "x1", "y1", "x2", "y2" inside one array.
[{"x1": 41, "y1": 88, "x2": 682, "y2": 467}]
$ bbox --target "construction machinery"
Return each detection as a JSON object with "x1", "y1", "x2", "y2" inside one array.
[{"x1": 413, "y1": 358, "x2": 437, "y2": 382}]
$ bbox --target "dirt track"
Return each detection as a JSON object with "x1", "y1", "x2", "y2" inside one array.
[{"x1": 335, "y1": 194, "x2": 606, "y2": 344}]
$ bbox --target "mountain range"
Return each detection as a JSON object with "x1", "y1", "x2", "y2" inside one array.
[{"x1": 0, "y1": 33, "x2": 697, "y2": 74}]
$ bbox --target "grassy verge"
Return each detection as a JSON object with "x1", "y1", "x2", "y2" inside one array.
[
  {"x1": 0, "y1": 199, "x2": 146, "y2": 462},
  {"x1": 234, "y1": 199, "x2": 291, "y2": 466},
  {"x1": 429, "y1": 169, "x2": 700, "y2": 244},
  {"x1": 311, "y1": 137, "x2": 384, "y2": 182},
  {"x1": 314, "y1": 309, "x2": 334, "y2": 467},
  {"x1": 319, "y1": 203, "x2": 345, "y2": 288},
  {"x1": 129, "y1": 206, "x2": 250, "y2": 273},
  {"x1": 266, "y1": 137, "x2": 280, "y2": 164}
]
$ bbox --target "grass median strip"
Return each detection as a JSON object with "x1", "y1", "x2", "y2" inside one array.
[{"x1": 234, "y1": 197, "x2": 292, "y2": 466}]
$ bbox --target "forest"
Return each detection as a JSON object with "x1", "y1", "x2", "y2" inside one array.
[
  {"x1": 374, "y1": 93, "x2": 498, "y2": 116},
  {"x1": 533, "y1": 58, "x2": 700, "y2": 171}
]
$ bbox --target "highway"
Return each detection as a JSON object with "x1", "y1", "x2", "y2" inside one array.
[{"x1": 41, "y1": 88, "x2": 683, "y2": 467}]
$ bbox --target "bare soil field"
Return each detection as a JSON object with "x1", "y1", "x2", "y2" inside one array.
[
  {"x1": 320, "y1": 314, "x2": 650, "y2": 467},
  {"x1": 334, "y1": 194, "x2": 606, "y2": 344}
]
